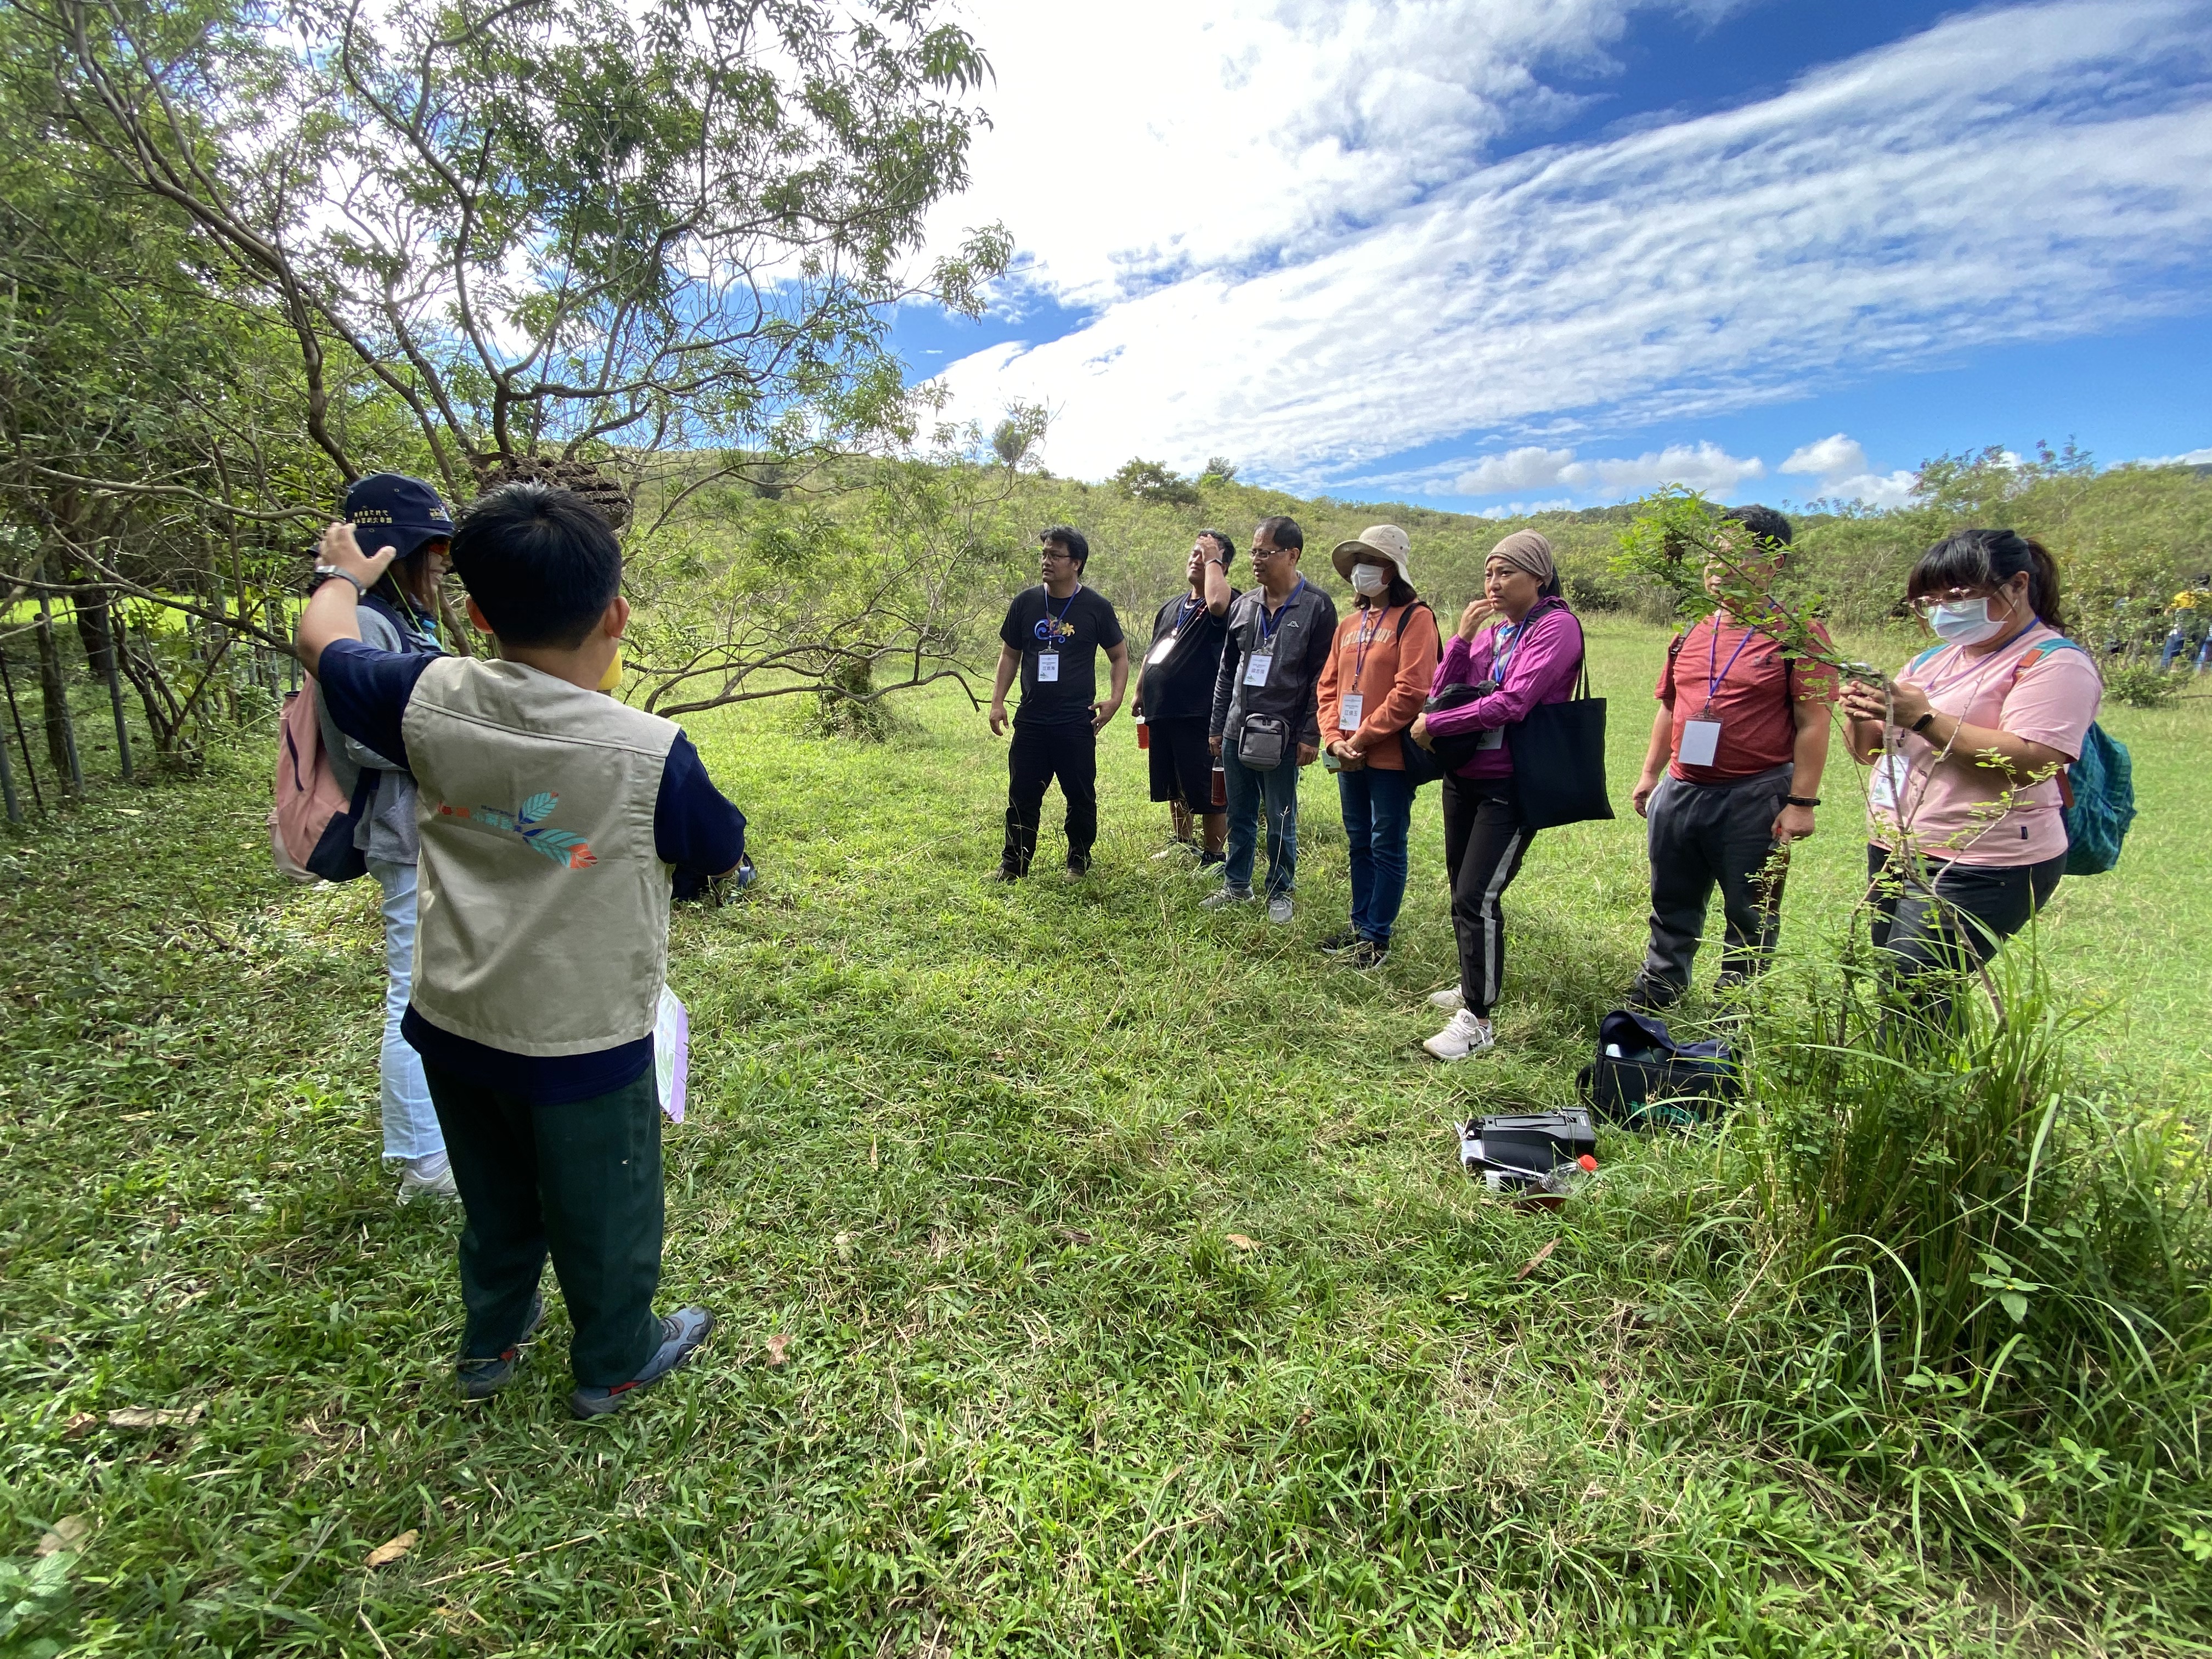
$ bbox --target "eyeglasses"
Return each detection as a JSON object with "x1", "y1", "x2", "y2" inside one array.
[
  {"x1": 1039, "y1": 548, "x2": 1076, "y2": 562},
  {"x1": 1911, "y1": 587, "x2": 1991, "y2": 612},
  {"x1": 1250, "y1": 545, "x2": 1288, "y2": 558}
]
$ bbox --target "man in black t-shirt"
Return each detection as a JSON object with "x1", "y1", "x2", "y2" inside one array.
[
  {"x1": 1135, "y1": 531, "x2": 1236, "y2": 865},
  {"x1": 988, "y1": 526, "x2": 1129, "y2": 878}
]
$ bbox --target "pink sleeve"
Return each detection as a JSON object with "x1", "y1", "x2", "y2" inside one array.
[
  {"x1": 1999, "y1": 646, "x2": 2102, "y2": 761},
  {"x1": 1432, "y1": 633, "x2": 1477, "y2": 694}
]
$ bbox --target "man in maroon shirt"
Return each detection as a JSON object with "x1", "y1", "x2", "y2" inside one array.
[{"x1": 1628, "y1": 506, "x2": 1835, "y2": 1008}]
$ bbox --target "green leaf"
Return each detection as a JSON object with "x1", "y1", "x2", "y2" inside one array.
[{"x1": 2000, "y1": 1291, "x2": 2029, "y2": 1323}]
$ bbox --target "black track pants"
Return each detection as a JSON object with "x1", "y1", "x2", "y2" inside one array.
[{"x1": 1442, "y1": 772, "x2": 1534, "y2": 1018}]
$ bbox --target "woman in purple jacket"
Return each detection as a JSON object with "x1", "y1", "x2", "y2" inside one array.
[{"x1": 1408, "y1": 531, "x2": 1585, "y2": 1058}]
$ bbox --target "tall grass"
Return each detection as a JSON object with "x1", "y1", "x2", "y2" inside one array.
[{"x1": 1725, "y1": 937, "x2": 2212, "y2": 1574}]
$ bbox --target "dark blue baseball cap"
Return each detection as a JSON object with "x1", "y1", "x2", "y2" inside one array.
[{"x1": 345, "y1": 472, "x2": 454, "y2": 561}]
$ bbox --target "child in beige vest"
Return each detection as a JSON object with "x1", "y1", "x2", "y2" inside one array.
[{"x1": 297, "y1": 483, "x2": 744, "y2": 1418}]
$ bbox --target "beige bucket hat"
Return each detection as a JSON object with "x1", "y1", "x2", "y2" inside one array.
[{"x1": 1331, "y1": 523, "x2": 1412, "y2": 583}]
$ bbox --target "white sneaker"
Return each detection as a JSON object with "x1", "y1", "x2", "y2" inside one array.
[
  {"x1": 1201, "y1": 886, "x2": 1255, "y2": 909},
  {"x1": 1427, "y1": 985, "x2": 1465, "y2": 1012},
  {"x1": 1422, "y1": 1009, "x2": 1495, "y2": 1060},
  {"x1": 398, "y1": 1152, "x2": 458, "y2": 1202},
  {"x1": 1267, "y1": 895, "x2": 1294, "y2": 924}
]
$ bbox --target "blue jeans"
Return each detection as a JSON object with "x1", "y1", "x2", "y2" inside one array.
[
  {"x1": 1338, "y1": 764, "x2": 1415, "y2": 943},
  {"x1": 1222, "y1": 745, "x2": 1300, "y2": 898},
  {"x1": 368, "y1": 858, "x2": 447, "y2": 1161}
]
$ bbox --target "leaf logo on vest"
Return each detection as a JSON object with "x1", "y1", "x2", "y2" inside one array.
[{"x1": 434, "y1": 789, "x2": 597, "y2": 869}]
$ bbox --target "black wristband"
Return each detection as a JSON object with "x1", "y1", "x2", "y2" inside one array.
[
  {"x1": 1911, "y1": 711, "x2": 1938, "y2": 734},
  {"x1": 1784, "y1": 794, "x2": 1820, "y2": 808}
]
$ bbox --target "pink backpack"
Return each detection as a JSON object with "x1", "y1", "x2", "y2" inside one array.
[{"x1": 269, "y1": 678, "x2": 370, "y2": 884}]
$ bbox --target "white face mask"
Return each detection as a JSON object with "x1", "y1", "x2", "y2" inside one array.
[
  {"x1": 1926, "y1": 596, "x2": 2006, "y2": 646},
  {"x1": 1350, "y1": 563, "x2": 1391, "y2": 597}
]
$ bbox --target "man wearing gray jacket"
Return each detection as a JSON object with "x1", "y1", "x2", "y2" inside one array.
[{"x1": 1206, "y1": 516, "x2": 1338, "y2": 922}]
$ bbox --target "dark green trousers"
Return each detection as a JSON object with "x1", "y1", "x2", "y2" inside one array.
[{"x1": 422, "y1": 1063, "x2": 663, "y2": 1387}]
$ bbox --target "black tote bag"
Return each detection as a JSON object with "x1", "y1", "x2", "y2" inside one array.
[{"x1": 1505, "y1": 656, "x2": 1613, "y2": 830}]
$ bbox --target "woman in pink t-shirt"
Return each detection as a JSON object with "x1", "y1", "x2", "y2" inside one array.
[{"x1": 1838, "y1": 529, "x2": 2101, "y2": 1019}]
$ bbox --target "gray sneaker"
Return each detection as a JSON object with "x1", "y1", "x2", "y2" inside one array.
[
  {"x1": 569, "y1": 1306, "x2": 715, "y2": 1419},
  {"x1": 1200, "y1": 885, "x2": 1254, "y2": 909},
  {"x1": 458, "y1": 1293, "x2": 544, "y2": 1401},
  {"x1": 1266, "y1": 895, "x2": 1294, "y2": 925}
]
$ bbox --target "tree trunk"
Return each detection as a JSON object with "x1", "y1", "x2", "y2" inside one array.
[{"x1": 33, "y1": 591, "x2": 84, "y2": 794}]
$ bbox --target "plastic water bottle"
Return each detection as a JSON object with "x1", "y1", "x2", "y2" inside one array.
[{"x1": 1136, "y1": 713, "x2": 1150, "y2": 749}]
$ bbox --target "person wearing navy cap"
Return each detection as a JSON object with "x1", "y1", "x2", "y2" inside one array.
[{"x1": 316, "y1": 471, "x2": 459, "y2": 1201}]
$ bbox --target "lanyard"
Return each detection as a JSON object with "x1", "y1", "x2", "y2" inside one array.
[
  {"x1": 1492, "y1": 605, "x2": 1545, "y2": 679},
  {"x1": 1349, "y1": 603, "x2": 1396, "y2": 683},
  {"x1": 1702, "y1": 618, "x2": 1758, "y2": 713},
  {"x1": 1041, "y1": 584, "x2": 1081, "y2": 645},
  {"x1": 1920, "y1": 621, "x2": 2041, "y2": 696},
  {"x1": 1172, "y1": 594, "x2": 1202, "y2": 635},
  {"x1": 1257, "y1": 578, "x2": 1305, "y2": 649}
]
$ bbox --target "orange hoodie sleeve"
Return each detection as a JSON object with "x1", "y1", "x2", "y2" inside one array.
[
  {"x1": 1315, "y1": 615, "x2": 1349, "y2": 738},
  {"x1": 1362, "y1": 603, "x2": 1438, "y2": 742}
]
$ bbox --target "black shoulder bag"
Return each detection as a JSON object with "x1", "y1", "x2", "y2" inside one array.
[{"x1": 1505, "y1": 650, "x2": 1613, "y2": 830}]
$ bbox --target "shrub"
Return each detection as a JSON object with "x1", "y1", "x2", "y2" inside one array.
[{"x1": 2106, "y1": 662, "x2": 2189, "y2": 708}]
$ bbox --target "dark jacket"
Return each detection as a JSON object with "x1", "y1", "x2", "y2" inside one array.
[{"x1": 1210, "y1": 579, "x2": 1339, "y2": 751}]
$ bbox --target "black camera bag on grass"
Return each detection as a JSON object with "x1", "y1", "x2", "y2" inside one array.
[{"x1": 1577, "y1": 1009, "x2": 1741, "y2": 1130}]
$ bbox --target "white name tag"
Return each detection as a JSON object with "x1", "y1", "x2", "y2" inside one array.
[
  {"x1": 1678, "y1": 718, "x2": 1722, "y2": 768},
  {"x1": 1870, "y1": 752, "x2": 1910, "y2": 812},
  {"x1": 1146, "y1": 635, "x2": 1175, "y2": 666},
  {"x1": 1243, "y1": 653, "x2": 1273, "y2": 687},
  {"x1": 1476, "y1": 727, "x2": 1504, "y2": 751},
  {"x1": 1339, "y1": 692, "x2": 1364, "y2": 730},
  {"x1": 1037, "y1": 651, "x2": 1060, "y2": 683}
]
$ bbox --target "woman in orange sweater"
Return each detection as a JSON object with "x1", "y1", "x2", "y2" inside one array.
[{"x1": 1314, "y1": 526, "x2": 1443, "y2": 968}]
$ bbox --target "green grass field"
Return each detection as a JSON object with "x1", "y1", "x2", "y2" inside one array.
[{"x1": 2, "y1": 619, "x2": 2207, "y2": 1656}]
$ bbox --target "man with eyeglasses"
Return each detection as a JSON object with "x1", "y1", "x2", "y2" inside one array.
[
  {"x1": 988, "y1": 526, "x2": 1129, "y2": 879},
  {"x1": 1205, "y1": 516, "x2": 1338, "y2": 923}
]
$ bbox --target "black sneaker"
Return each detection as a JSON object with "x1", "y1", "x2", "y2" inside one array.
[
  {"x1": 1316, "y1": 930, "x2": 1362, "y2": 955},
  {"x1": 989, "y1": 864, "x2": 1025, "y2": 883},
  {"x1": 1347, "y1": 940, "x2": 1390, "y2": 970},
  {"x1": 1196, "y1": 850, "x2": 1226, "y2": 872},
  {"x1": 1626, "y1": 977, "x2": 1680, "y2": 1013},
  {"x1": 569, "y1": 1306, "x2": 715, "y2": 1419},
  {"x1": 1065, "y1": 854, "x2": 1093, "y2": 878},
  {"x1": 457, "y1": 1293, "x2": 544, "y2": 1401}
]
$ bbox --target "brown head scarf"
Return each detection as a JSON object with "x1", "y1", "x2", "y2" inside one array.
[{"x1": 1487, "y1": 529, "x2": 1556, "y2": 590}]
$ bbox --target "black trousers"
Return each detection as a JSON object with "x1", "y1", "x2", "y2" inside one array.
[
  {"x1": 1640, "y1": 765, "x2": 1793, "y2": 999},
  {"x1": 1005, "y1": 722, "x2": 1097, "y2": 872},
  {"x1": 1866, "y1": 845, "x2": 2066, "y2": 1025},
  {"x1": 1442, "y1": 772, "x2": 1534, "y2": 1018},
  {"x1": 423, "y1": 1063, "x2": 663, "y2": 1387}
]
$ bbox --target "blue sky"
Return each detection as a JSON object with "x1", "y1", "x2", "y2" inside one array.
[{"x1": 894, "y1": 0, "x2": 2212, "y2": 513}]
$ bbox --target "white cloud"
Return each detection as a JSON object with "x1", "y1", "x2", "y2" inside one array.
[
  {"x1": 1475, "y1": 499, "x2": 1579, "y2": 519},
  {"x1": 1452, "y1": 445, "x2": 1578, "y2": 494},
  {"x1": 1563, "y1": 443, "x2": 1764, "y2": 495},
  {"x1": 2137, "y1": 447, "x2": 2212, "y2": 466},
  {"x1": 935, "y1": 1, "x2": 2212, "y2": 486},
  {"x1": 1780, "y1": 434, "x2": 1867, "y2": 479},
  {"x1": 1779, "y1": 432, "x2": 1917, "y2": 506}
]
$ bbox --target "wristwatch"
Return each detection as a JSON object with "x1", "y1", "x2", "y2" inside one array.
[
  {"x1": 1910, "y1": 711, "x2": 1938, "y2": 734},
  {"x1": 314, "y1": 564, "x2": 367, "y2": 596},
  {"x1": 1784, "y1": 795, "x2": 1820, "y2": 808}
]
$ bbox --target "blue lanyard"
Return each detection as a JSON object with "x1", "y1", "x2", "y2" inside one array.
[
  {"x1": 1703, "y1": 618, "x2": 1758, "y2": 712},
  {"x1": 1492, "y1": 608, "x2": 1542, "y2": 679},
  {"x1": 1040, "y1": 584, "x2": 1081, "y2": 646},
  {"x1": 1257, "y1": 578, "x2": 1305, "y2": 649},
  {"x1": 1173, "y1": 594, "x2": 1202, "y2": 634}
]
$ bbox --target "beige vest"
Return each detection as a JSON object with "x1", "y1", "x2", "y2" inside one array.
[{"x1": 402, "y1": 659, "x2": 679, "y2": 1055}]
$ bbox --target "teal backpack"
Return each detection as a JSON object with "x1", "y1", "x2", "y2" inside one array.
[{"x1": 2025, "y1": 639, "x2": 2136, "y2": 876}]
